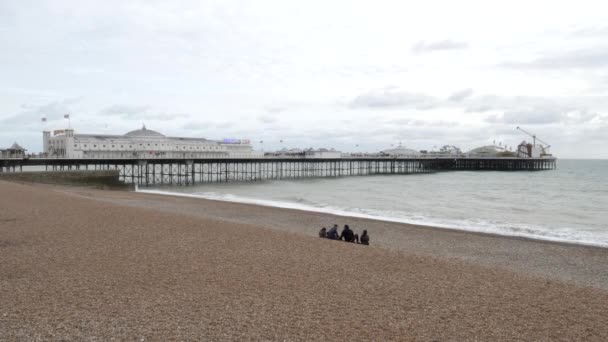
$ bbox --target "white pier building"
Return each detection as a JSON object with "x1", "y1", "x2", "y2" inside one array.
[{"x1": 42, "y1": 126, "x2": 262, "y2": 159}]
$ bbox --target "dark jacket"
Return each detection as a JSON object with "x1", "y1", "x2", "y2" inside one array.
[
  {"x1": 360, "y1": 232, "x2": 369, "y2": 245},
  {"x1": 326, "y1": 226, "x2": 339, "y2": 240},
  {"x1": 318, "y1": 228, "x2": 327, "y2": 238},
  {"x1": 340, "y1": 227, "x2": 355, "y2": 242}
]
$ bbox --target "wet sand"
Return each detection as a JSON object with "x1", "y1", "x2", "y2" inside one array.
[{"x1": 1, "y1": 181, "x2": 607, "y2": 341}]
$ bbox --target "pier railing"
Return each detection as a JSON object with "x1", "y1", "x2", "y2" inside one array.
[{"x1": 0, "y1": 157, "x2": 556, "y2": 186}]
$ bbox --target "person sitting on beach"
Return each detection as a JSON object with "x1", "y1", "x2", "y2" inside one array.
[
  {"x1": 360, "y1": 230, "x2": 369, "y2": 245},
  {"x1": 340, "y1": 225, "x2": 356, "y2": 242},
  {"x1": 318, "y1": 227, "x2": 327, "y2": 238},
  {"x1": 326, "y1": 224, "x2": 339, "y2": 240}
]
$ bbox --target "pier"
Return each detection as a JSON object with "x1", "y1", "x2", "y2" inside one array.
[{"x1": 0, "y1": 157, "x2": 556, "y2": 186}]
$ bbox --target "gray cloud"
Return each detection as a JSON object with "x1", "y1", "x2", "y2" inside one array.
[
  {"x1": 571, "y1": 26, "x2": 608, "y2": 37},
  {"x1": 181, "y1": 120, "x2": 241, "y2": 131},
  {"x1": 464, "y1": 94, "x2": 503, "y2": 113},
  {"x1": 257, "y1": 114, "x2": 278, "y2": 124},
  {"x1": 216, "y1": 121, "x2": 233, "y2": 129},
  {"x1": 385, "y1": 118, "x2": 459, "y2": 127},
  {"x1": 100, "y1": 105, "x2": 149, "y2": 117},
  {"x1": 486, "y1": 110, "x2": 564, "y2": 125},
  {"x1": 484, "y1": 105, "x2": 602, "y2": 126},
  {"x1": 1, "y1": 99, "x2": 78, "y2": 126},
  {"x1": 1, "y1": 2, "x2": 607, "y2": 158},
  {"x1": 412, "y1": 40, "x2": 468, "y2": 53},
  {"x1": 350, "y1": 88, "x2": 439, "y2": 109},
  {"x1": 99, "y1": 105, "x2": 187, "y2": 121},
  {"x1": 180, "y1": 121, "x2": 213, "y2": 131},
  {"x1": 464, "y1": 95, "x2": 578, "y2": 116},
  {"x1": 562, "y1": 109, "x2": 601, "y2": 124},
  {"x1": 448, "y1": 88, "x2": 474, "y2": 102},
  {"x1": 470, "y1": 94, "x2": 605, "y2": 125},
  {"x1": 502, "y1": 47, "x2": 608, "y2": 69},
  {"x1": 351, "y1": 88, "x2": 605, "y2": 129},
  {"x1": 265, "y1": 106, "x2": 286, "y2": 114}
]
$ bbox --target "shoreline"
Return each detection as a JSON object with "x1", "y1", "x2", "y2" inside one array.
[
  {"x1": 136, "y1": 187, "x2": 608, "y2": 251},
  {"x1": 2, "y1": 180, "x2": 608, "y2": 340},
  {"x1": 58, "y1": 183, "x2": 608, "y2": 290}
]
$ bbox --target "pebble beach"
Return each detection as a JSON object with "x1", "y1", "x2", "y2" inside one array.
[{"x1": 1, "y1": 180, "x2": 608, "y2": 341}]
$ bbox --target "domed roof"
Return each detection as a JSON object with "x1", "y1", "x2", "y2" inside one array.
[
  {"x1": 124, "y1": 125, "x2": 165, "y2": 138},
  {"x1": 382, "y1": 144, "x2": 419, "y2": 156},
  {"x1": 468, "y1": 145, "x2": 499, "y2": 155}
]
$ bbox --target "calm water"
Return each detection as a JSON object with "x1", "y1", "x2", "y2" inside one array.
[{"x1": 143, "y1": 159, "x2": 608, "y2": 247}]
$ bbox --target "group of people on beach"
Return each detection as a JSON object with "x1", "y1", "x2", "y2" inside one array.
[{"x1": 318, "y1": 224, "x2": 369, "y2": 245}]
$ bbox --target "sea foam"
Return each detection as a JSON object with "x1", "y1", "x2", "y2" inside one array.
[{"x1": 137, "y1": 188, "x2": 608, "y2": 248}]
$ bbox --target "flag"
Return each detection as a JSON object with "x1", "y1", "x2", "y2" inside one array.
[
  {"x1": 64, "y1": 114, "x2": 70, "y2": 119},
  {"x1": 41, "y1": 117, "x2": 47, "y2": 122}
]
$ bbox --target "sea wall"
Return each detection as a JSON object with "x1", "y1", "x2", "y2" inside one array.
[{"x1": 0, "y1": 170, "x2": 131, "y2": 190}]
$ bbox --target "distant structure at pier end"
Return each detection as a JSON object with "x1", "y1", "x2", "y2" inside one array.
[{"x1": 42, "y1": 126, "x2": 263, "y2": 159}]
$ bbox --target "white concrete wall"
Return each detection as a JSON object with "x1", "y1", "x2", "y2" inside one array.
[
  {"x1": 43, "y1": 130, "x2": 259, "y2": 159},
  {"x1": 42, "y1": 131, "x2": 50, "y2": 154},
  {"x1": 64, "y1": 137, "x2": 257, "y2": 159}
]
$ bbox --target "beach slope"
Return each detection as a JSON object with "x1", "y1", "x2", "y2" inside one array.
[{"x1": 1, "y1": 181, "x2": 607, "y2": 341}]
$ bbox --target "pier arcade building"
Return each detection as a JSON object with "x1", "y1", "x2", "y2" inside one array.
[{"x1": 43, "y1": 126, "x2": 262, "y2": 159}]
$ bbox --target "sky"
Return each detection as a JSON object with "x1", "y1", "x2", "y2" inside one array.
[{"x1": 1, "y1": 0, "x2": 607, "y2": 158}]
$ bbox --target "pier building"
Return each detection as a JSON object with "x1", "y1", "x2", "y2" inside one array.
[
  {"x1": 42, "y1": 126, "x2": 262, "y2": 159},
  {"x1": 265, "y1": 148, "x2": 342, "y2": 159},
  {"x1": 0, "y1": 143, "x2": 27, "y2": 159},
  {"x1": 381, "y1": 144, "x2": 420, "y2": 157},
  {"x1": 517, "y1": 141, "x2": 549, "y2": 158},
  {"x1": 467, "y1": 145, "x2": 501, "y2": 157}
]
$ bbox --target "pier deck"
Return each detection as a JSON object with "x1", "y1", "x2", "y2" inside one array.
[{"x1": 0, "y1": 157, "x2": 556, "y2": 186}]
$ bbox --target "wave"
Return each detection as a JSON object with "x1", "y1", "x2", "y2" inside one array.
[{"x1": 137, "y1": 188, "x2": 608, "y2": 248}]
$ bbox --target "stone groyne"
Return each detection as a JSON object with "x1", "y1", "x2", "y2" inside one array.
[{"x1": 0, "y1": 170, "x2": 131, "y2": 190}]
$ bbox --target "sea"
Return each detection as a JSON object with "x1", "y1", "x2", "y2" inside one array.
[{"x1": 140, "y1": 159, "x2": 608, "y2": 248}]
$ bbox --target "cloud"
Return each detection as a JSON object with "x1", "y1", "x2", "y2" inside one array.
[
  {"x1": 180, "y1": 121, "x2": 213, "y2": 130},
  {"x1": 257, "y1": 114, "x2": 278, "y2": 124},
  {"x1": 471, "y1": 94, "x2": 603, "y2": 125},
  {"x1": 464, "y1": 95, "x2": 503, "y2": 113},
  {"x1": 484, "y1": 106, "x2": 600, "y2": 125},
  {"x1": 350, "y1": 88, "x2": 439, "y2": 109},
  {"x1": 464, "y1": 95, "x2": 577, "y2": 115},
  {"x1": 501, "y1": 47, "x2": 608, "y2": 69},
  {"x1": 486, "y1": 110, "x2": 563, "y2": 125},
  {"x1": 100, "y1": 105, "x2": 149, "y2": 117},
  {"x1": 181, "y1": 120, "x2": 240, "y2": 131},
  {"x1": 412, "y1": 40, "x2": 468, "y2": 53},
  {"x1": 562, "y1": 109, "x2": 601, "y2": 124},
  {"x1": 350, "y1": 89, "x2": 604, "y2": 130},
  {"x1": 0, "y1": 99, "x2": 78, "y2": 126},
  {"x1": 571, "y1": 26, "x2": 608, "y2": 37},
  {"x1": 385, "y1": 118, "x2": 459, "y2": 127},
  {"x1": 99, "y1": 105, "x2": 186, "y2": 121},
  {"x1": 265, "y1": 106, "x2": 286, "y2": 114},
  {"x1": 1, "y1": 2, "x2": 608, "y2": 158},
  {"x1": 216, "y1": 121, "x2": 233, "y2": 129},
  {"x1": 64, "y1": 66, "x2": 106, "y2": 75},
  {"x1": 448, "y1": 88, "x2": 474, "y2": 102}
]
